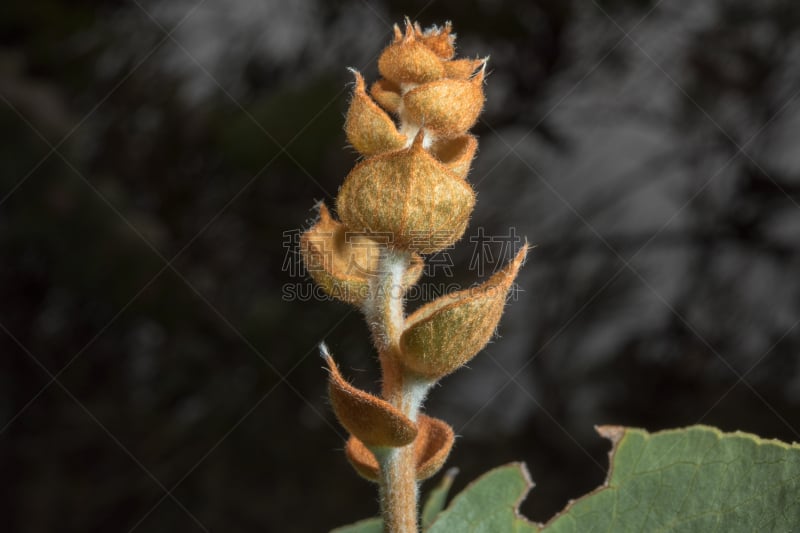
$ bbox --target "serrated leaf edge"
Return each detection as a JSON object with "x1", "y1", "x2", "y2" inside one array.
[{"x1": 539, "y1": 424, "x2": 800, "y2": 530}]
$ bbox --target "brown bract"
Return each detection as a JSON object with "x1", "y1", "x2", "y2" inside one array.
[
  {"x1": 345, "y1": 70, "x2": 406, "y2": 156},
  {"x1": 399, "y1": 245, "x2": 528, "y2": 379},
  {"x1": 300, "y1": 204, "x2": 423, "y2": 305},
  {"x1": 403, "y1": 69, "x2": 485, "y2": 139},
  {"x1": 430, "y1": 134, "x2": 478, "y2": 179},
  {"x1": 370, "y1": 79, "x2": 402, "y2": 115},
  {"x1": 325, "y1": 354, "x2": 418, "y2": 448},
  {"x1": 444, "y1": 58, "x2": 486, "y2": 80},
  {"x1": 413, "y1": 20, "x2": 455, "y2": 59},
  {"x1": 345, "y1": 415, "x2": 455, "y2": 481}
]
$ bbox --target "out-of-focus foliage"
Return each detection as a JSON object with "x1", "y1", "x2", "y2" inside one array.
[{"x1": 1, "y1": 0, "x2": 800, "y2": 531}]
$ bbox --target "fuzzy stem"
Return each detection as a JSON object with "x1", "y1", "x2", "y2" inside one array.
[
  {"x1": 364, "y1": 248, "x2": 408, "y2": 396},
  {"x1": 379, "y1": 445, "x2": 418, "y2": 533},
  {"x1": 363, "y1": 247, "x2": 422, "y2": 533}
]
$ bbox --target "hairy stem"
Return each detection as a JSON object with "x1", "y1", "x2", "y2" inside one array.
[
  {"x1": 379, "y1": 445, "x2": 418, "y2": 533},
  {"x1": 363, "y1": 247, "x2": 421, "y2": 533}
]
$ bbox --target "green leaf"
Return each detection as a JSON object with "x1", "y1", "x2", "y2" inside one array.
[
  {"x1": 333, "y1": 426, "x2": 800, "y2": 532},
  {"x1": 330, "y1": 517, "x2": 382, "y2": 533},
  {"x1": 422, "y1": 467, "x2": 459, "y2": 529},
  {"x1": 542, "y1": 425, "x2": 800, "y2": 532},
  {"x1": 425, "y1": 425, "x2": 800, "y2": 532},
  {"x1": 426, "y1": 463, "x2": 536, "y2": 532}
]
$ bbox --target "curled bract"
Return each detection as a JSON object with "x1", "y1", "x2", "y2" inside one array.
[
  {"x1": 413, "y1": 21, "x2": 455, "y2": 60},
  {"x1": 345, "y1": 414, "x2": 455, "y2": 481},
  {"x1": 325, "y1": 352, "x2": 417, "y2": 448},
  {"x1": 345, "y1": 70, "x2": 406, "y2": 157},
  {"x1": 444, "y1": 57, "x2": 486, "y2": 80},
  {"x1": 370, "y1": 79, "x2": 403, "y2": 115},
  {"x1": 430, "y1": 134, "x2": 478, "y2": 179},
  {"x1": 300, "y1": 204, "x2": 423, "y2": 305},
  {"x1": 403, "y1": 69, "x2": 485, "y2": 138},
  {"x1": 399, "y1": 245, "x2": 528, "y2": 379}
]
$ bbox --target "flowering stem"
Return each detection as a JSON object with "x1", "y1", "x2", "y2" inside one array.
[
  {"x1": 364, "y1": 247, "x2": 421, "y2": 533},
  {"x1": 302, "y1": 20, "x2": 525, "y2": 533}
]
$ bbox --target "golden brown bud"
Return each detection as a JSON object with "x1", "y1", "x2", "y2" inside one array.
[
  {"x1": 344, "y1": 415, "x2": 455, "y2": 481},
  {"x1": 337, "y1": 132, "x2": 475, "y2": 254},
  {"x1": 403, "y1": 68, "x2": 485, "y2": 138},
  {"x1": 378, "y1": 23, "x2": 445, "y2": 86},
  {"x1": 399, "y1": 245, "x2": 528, "y2": 379},
  {"x1": 325, "y1": 352, "x2": 418, "y2": 448},
  {"x1": 300, "y1": 204, "x2": 423, "y2": 305},
  {"x1": 413, "y1": 21, "x2": 455, "y2": 60},
  {"x1": 345, "y1": 70, "x2": 406, "y2": 157}
]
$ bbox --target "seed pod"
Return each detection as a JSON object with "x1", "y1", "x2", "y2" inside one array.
[
  {"x1": 325, "y1": 353, "x2": 417, "y2": 448},
  {"x1": 378, "y1": 22, "x2": 445, "y2": 86},
  {"x1": 345, "y1": 70, "x2": 406, "y2": 157},
  {"x1": 430, "y1": 135, "x2": 477, "y2": 179},
  {"x1": 337, "y1": 132, "x2": 475, "y2": 254},
  {"x1": 399, "y1": 245, "x2": 528, "y2": 379},
  {"x1": 403, "y1": 68, "x2": 485, "y2": 138},
  {"x1": 300, "y1": 204, "x2": 423, "y2": 305},
  {"x1": 344, "y1": 415, "x2": 455, "y2": 481}
]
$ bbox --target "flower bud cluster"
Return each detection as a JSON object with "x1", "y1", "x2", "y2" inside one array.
[
  {"x1": 301, "y1": 20, "x2": 527, "y2": 488},
  {"x1": 339, "y1": 21, "x2": 486, "y2": 254}
]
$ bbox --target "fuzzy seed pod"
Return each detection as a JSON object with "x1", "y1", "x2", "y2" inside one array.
[
  {"x1": 337, "y1": 132, "x2": 475, "y2": 254},
  {"x1": 300, "y1": 204, "x2": 424, "y2": 305},
  {"x1": 345, "y1": 414, "x2": 455, "y2": 481},
  {"x1": 403, "y1": 69, "x2": 485, "y2": 138},
  {"x1": 399, "y1": 245, "x2": 528, "y2": 379},
  {"x1": 325, "y1": 353, "x2": 417, "y2": 448},
  {"x1": 345, "y1": 70, "x2": 406, "y2": 157}
]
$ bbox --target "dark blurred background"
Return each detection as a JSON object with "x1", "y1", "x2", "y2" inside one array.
[{"x1": 2, "y1": 0, "x2": 800, "y2": 531}]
